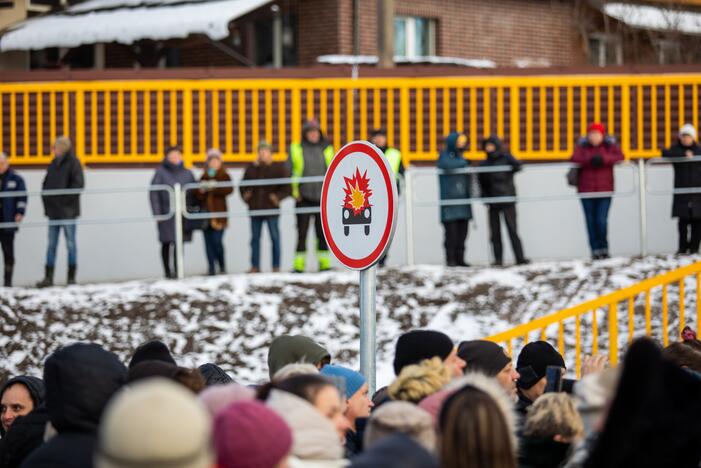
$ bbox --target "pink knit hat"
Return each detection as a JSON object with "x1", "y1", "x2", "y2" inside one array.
[
  {"x1": 198, "y1": 383, "x2": 255, "y2": 418},
  {"x1": 214, "y1": 400, "x2": 292, "y2": 468},
  {"x1": 418, "y1": 387, "x2": 455, "y2": 428}
]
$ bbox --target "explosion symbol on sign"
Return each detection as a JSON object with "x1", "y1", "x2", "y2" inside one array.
[{"x1": 342, "y1": 168, "x2": 373, "y2": 236}]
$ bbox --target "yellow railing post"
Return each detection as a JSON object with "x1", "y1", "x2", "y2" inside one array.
[
  {"x1": 621, "y1": 84, "x2": 631, "y2": 159},
  {"x1": 608, "y1": 302, "x2": 618, "y2": 366},
  {"x1": 182, "y1": 88, "x2": 193, "y2": 167},
  {"x1": 400, "y1": 86, "x2": 410, "y2": 163},
  {"x1": 509, "y1": 86, "x2": 520, "y2": 156},
  {"x1": 75, "y1": 90, "x2": 86, "y2": 163}
]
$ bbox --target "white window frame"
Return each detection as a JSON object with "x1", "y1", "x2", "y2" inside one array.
[
  {"x1": 589, "y1": 33, "x2": 623, "y2": 67},
  {"x1": 395, "y1": 16, "x2": 436, "y2": 59}
]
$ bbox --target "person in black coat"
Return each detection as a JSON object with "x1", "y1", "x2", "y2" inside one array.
[
  {"x1": 478, "y1": 136, "x2": 528, "y2": 266},
  {"x1": 0, "y1": 152, "x2": 27, "y2": 287},
  {"x1": 36, "y1": 137, "x2": 84, "y2": 288},
  {"x1": 20, "y1": 343, "x2": 127, "y2": 468},
  {"x1": 662, "y1": 124, "x2": 701, "y2": 254}
]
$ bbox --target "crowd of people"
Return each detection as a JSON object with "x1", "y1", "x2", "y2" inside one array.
[
  {"x1": 0, "y1": 326, "x2": 700, "y2": 468},
  {"x1": 0, "y1": 120, "x2": 699, "y2": 286}
]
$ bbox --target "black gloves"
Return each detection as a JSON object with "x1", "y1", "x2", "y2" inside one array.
[{"x1": 591, "y1": 154, "x2": 604, "y2": 168}]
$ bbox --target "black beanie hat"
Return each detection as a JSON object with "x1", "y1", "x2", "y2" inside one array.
[
  {"x1": 458, "y1": 340, "x2": 511, "y2": 377},
  {"x1": 516, "y1": 341, "x2": 565, "y2": 389},
  {"x1": 129, "y1": 340, "x2": 176, "y2": 369},
  {"x1": 393, "y1": 330, "x2": 454, "y2": 375}
]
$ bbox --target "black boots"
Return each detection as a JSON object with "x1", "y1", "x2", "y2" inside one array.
[
  {"x1": 3, "y1": 264, "x2": 12, "y2": 287},
  {"x1": 36, "y1": 265, "x2": 54, "y2": 288},
  {"x1": 68, "y1": 265, "x2": 77, "y2": 285}
]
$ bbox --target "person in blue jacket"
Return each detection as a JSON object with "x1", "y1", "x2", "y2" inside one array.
[
  {"x1": 437, "y1": 132, "x2": 471, "y2": 267},
  {"x1": 0, "y1": 152, "x2": 27, "y2": 287}
]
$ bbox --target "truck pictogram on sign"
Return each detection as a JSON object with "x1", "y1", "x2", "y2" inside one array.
[{"x1": 342, "y1": 168, "x2": 373, "y2": 236}]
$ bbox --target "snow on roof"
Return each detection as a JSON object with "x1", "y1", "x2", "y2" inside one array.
[
  {"x1": 0, "y1": 0, "x2": 270, "y2": 52},
  {"x1": 317, "y1": 54, "x2": 497, "y2": 69},
  {"x1": 603, "y1": 2, "x2": 701, "y2": 35}
]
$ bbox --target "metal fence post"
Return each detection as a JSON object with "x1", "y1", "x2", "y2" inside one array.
[
  {"x1": 174, "y1": 183, "x2": 185, "y2": 279},
  {"x1": 359, "y1": 265, "x2": 377, "y2": 395},
  {"x1": 404, "y1": 168, "x2": 416, "y2": 266},
  {"x1": 637, "y1": 159, "x2": 648, "y2": 257}
]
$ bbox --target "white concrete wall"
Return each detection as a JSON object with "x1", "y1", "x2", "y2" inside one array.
[{"x1": 7, "y1": 162, "x2": 677, "y2": 286}]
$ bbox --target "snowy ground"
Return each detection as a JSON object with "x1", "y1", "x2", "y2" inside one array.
[{"x1": 1, "y1": 255, "x2": 696, "y2": 388}]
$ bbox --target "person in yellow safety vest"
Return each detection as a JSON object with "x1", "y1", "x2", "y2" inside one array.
[
  {"x1": 369, "y1": 128, "x2": 404, "y2": 267},
  {"x1": 288, "y1": 119, "x2": 335, "y2": 273}
]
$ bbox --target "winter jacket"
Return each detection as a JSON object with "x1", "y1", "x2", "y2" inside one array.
[
  {"x1": 438, "y1": 132, "x2": 472, "y2": 223},
  {"x1": 662, "y1": 140, "x2": 701, "y2": 219},
  {"x1": 344, "y1": 430, "x2": 362, "y2": 458},
  {"x1": 570, "y1": 137, "x2": 623, "y2": 194},
  {"x1": 0, "y1": 377, "x2": 45, "y2": 437},
  {"x1": 349, "y1": 433, "x2": 438, "y2": 468},
  {"x1": 478, "y1": 137, "x2": 522, "y2": 203},
  {"x1": 41, "y1": 153, "x2": 84, "y2": 220},
  {"x1": 149, "y1": 160, "x2": 196, "y2": 243},
  {"x1": 267, "y1": 335, "x2": 330, "y2": 380},
  {"x1": 0, "y1": 407, "x2": 49, "y2": 468},
  {"x1": 195, "y1": 168, "x2": 233, "y2": 229},
  {"x1": 20, "y1": 343, "x2": 127, "y2": 468},
  {"x1": 0, "y1": 169, "x2": 27, "y2": 234},
  {"x1": 288, "y1": 129, "x2": 334, "y2": 202},
  {"x1": 241, "y1": 162, "x2": 292, "y2": 211},
  {"x1": 266, "y1": 390, "x2": 346, "y2": 463},
  {"x1": 518, "y1": 436, "x2": 571, "y2": 468}
]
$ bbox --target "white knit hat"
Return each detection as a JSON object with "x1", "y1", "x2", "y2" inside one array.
[{"x1": 680, "y1": 123, "x2": 697, "y2": 141}]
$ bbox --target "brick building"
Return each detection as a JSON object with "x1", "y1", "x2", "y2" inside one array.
[{"x1": 1, "y1": 0, "x2": 700, "y2": 70}]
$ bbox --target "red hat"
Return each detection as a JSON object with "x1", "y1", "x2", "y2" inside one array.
[
  {"x1": 587, "y1": 122, "x2": 606, "y2": 135},
  {"x1": 214, "y1": 400, "x2": 292, "y2": 468}
]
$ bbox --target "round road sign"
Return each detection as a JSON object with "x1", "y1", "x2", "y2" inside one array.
[{"x1": 320, "y1": 141, "x2": 398, "y2": 270}]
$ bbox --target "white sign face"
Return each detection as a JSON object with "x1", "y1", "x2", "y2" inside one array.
[{"x1": 321, "y1": 141, "x2": 398, "y2": 270}]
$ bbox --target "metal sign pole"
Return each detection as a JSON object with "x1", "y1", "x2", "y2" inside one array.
[
  {"x1": 637, "y1": 159, "x2": 648, "y2": 257},
  {"x1": 359, "y1": 264, "x2": 377, "y2": 395},
  {"x1": 174, "y1": 183, "x2": 185, "y2": 280}
]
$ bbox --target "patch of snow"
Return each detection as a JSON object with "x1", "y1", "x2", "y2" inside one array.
[
  {"x1": 317, "y1": 55, "x2": 497, "y2": 69},
  {"x1": 604, "y1": 3, "x2": 701, "y2": 35},
  {"x1": 0, "y1": 0, "x2": 270, "y2": 51},
  {"x1": 0, "y1": 255, "x2": 695, "y2": 389},
  {"x1": 512, "y1": 58, "x2": 552, "y2": 68}
]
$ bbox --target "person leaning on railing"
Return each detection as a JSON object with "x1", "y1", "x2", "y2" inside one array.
[
  {"x1": 477, "y1": 135, "x2": 529, "y2": 267},
  {"x1": 241, "y1": 141, "x2": 291, "y2": 273},
  {"x1": 196, "y1": 149, "x2": 233, "y2": 276},
  {"x1": 0, "y1": 151, "x2": 27, "y2": 287},
  {"x1": 36, "y1": 136, "x2": 84, "y2": 288},
  {"x1": 149, "y1": 145, "x2": 196, "y2": 279},
  {"x1": 437, "y1": 132, "x2": 472, "y2": 267},
  {"x1": 662, "y1": 124, "x2": 701, "y2": 255},
  {"x1": 570, "y1": 123, "x2": 624, "y2": 261},
  {"x1": 287, "y1": 119, "x2": 334, "y2": 273}
]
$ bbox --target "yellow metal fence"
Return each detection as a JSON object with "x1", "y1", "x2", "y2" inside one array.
[
  {"x1": 1, "y1": 74, "x2": 700, "y2": 166},
  {"x1": 486, "y1": 261, "x2": 701, "y2": 378}
]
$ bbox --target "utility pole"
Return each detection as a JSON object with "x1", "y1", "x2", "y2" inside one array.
[{"x1": 377, "y1": 0, "x2": 394, "y2": 68}]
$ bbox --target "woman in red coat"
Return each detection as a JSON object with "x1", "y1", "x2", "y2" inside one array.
[{"x1": 571, "y1": 123, "x2": 624, "y2": 260}]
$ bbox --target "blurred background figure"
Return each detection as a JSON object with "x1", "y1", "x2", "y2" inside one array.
[
  {"x1": 662, "y1": 124, "x2": 701, "y2": 254},
  {"x1": 37, "y1": 136, "x2": 84, "y2": 287},
  {"x1": 241, "y1": 141, "x2": 291, "y2": 273},
  {"x1": 0, "y1": 151, "x2": 27, "y2": 287},
  {"x1": 149, "y1": 146, "x2": 195, "y2": 279},
  {"x1": 197, "y1": 148, "x2": 233, "y2": 276}
]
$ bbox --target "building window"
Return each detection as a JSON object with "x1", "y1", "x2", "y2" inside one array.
[
  {"x1": 656, "y1": 39, "x2": 681, "y2": 65},
  {"x1": 588, "y1": 34, "x2": 622, "y2": 67},
  {"x1": 0, "y1": 0, "x2": 13, "y2": 8},
  {"x1": 394, "y1": 16, "x2": 436, "y2": 58}
]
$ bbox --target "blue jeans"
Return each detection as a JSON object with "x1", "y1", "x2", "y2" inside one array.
[
  {"x1": 203, "y1": 227, "x2": 225, "y2": 274},
  {"x1": 46, "y1": 223, "x2": 77, "y2": 268},
  {"x1": 251, "y1": 216, "x2": 281, "y2": 269},
  {"x1": 581, "y1": 197, "x2": 612, "y2": 256}
]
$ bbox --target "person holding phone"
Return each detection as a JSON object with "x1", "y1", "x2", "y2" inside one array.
[{"x1": 515, "y1": 341, "x2": 566, "y2": 418}]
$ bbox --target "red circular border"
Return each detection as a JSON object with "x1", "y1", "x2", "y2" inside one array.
[{"x1": 321, "y1": 142, "x2": 396, "y2": 270}]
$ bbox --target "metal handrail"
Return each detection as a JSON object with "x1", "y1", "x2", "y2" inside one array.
[
  {"x1": 646, "y1": 156, "x2": 701, "y2": 196},
  {"x1": 0, "y1": 185, "x2": 175, "y2": 229}
]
